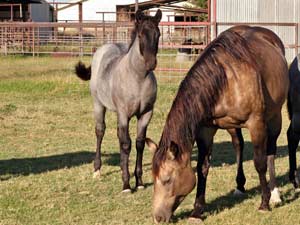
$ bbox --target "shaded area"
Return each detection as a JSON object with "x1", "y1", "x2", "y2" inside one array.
[
  {"x1": 174, "y1": 168, "x2": 300, "y2": 222},
  {"x1": 103, "y1": 152, "x2": 119, "y2": 166},
  {"x1": 191, "y1": 141, "x2": 288, "y2": 167},
  {"x1": 0, "y1": 151, "x2": 94, "y2": 180}
]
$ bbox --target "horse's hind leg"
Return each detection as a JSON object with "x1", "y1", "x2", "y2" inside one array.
[
  {"x1": 227, "y1": 128, "x2": 246, "y2": 194},
  {"x1": 190, "y1": 128, "x2": 216, "y2": 220},
  {"x1": 248, "y1": 120, "x2": 270, "y2": 211},
  {"x1": 267, "y1": 115, "x2": 282, "y2": 204},
  {"x1": 117, "y1": 113, "x2": 132, "y2": 192},
  {"x1": 287, "y1": 123, "x2": 300, "y2": 189},
  {"x1": 135, "y1": 110, "x2": 153, "y2": 189},
  {"x1": 93, "y1": 102, "x2": 106, "y2": 178}
]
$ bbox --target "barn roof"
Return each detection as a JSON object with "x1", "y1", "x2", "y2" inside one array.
[
  {"x1": 0, "y1": 0, "x2": 43, "y2": 4},
  {"x1": 119, "y1": 0, "x2": 208, "y2": 13}
]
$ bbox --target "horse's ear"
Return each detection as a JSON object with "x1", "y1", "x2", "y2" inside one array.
[
  {"x1": 154, "y1": 9, "x2": 162, "y2": 23},
  {"x1": 146, "y1": 138, "x2": 158, "y2": 153},
  {"x1": 167, "y1": 141, "x2": 179, "y2": 160},
  {"x1": 135, "y1": 9, "x2": 144, "y2": 23}
]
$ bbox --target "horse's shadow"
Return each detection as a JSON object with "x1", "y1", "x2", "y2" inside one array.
[
  {"x1": 174, "y1": 168, "x2": 299, "y2": 222},
  {"x1": 0, "y1": 150, "x2": 148, "y2": 181},
  {"x1": 191, "y1": 141, "x2": 289, "y2": 167},
  {"x1": 103, "y1": 152, "x2": 120, "y2": 166},
  {"x1": 0, "y1": 151, "x2": 94, "y2": 181},
  {"x1": 173, "y1": 142, "x2": 294, "y2": 221}
]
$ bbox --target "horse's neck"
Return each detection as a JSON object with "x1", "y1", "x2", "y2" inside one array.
[
  {"x1": 162, "y1": 101, "x2": 197, "y2": 153},
  {"x1": 125, "y1": 37, "x2": 147, "y2": 76}
]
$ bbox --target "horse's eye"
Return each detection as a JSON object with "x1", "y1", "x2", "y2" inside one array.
[{"x1": 160, "y1": 175, "x2": 171, "y2": 185}]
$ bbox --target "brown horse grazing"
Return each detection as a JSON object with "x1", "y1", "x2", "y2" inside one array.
[
  {"x1": 146, "y1": 25, "x2": 288, "y2": 223},
  {"x1": 287, "y1": 54, "x2": 300, "y2": 189}
]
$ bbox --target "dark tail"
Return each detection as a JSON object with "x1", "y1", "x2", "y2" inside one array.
[
  {"x1": 75, "y1": 61, "x2": 91, "y2": 81},
  {"x1": 287, "y1": 92, "x2": 293, "y2": 120}
]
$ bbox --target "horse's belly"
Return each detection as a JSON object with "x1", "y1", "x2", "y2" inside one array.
[
  {"x1": 92, "y1": 80, "x2": 116, "y2": 111},
  {"x1": 213, "y1": 116, "x2": 247, "y2": 129}
]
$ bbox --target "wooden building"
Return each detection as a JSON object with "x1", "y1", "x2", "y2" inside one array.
[{"x1": 0, "y1": 0, "x2": 54, "y2": 22}]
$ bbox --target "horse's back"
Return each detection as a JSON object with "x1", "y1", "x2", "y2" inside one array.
[
  {"x1": 230, "y1": 25, "x2": 285, "y2": 55},
  {"x1": 90, "y1": 43, "x2": 128, "y2": 110},
  {"x1": 234, "y1": 26, "x2": 288, "y2": 114},
  {"x1": 91, "y1": 43, "x2": 127, "y2": 81},
  {"x1": 214, "y1": 26, "x2": 288, "y2": 128}
]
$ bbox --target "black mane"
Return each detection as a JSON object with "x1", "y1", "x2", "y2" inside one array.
[{"x1": 153, "y1": 30, "x2": 257, "y2": 176}]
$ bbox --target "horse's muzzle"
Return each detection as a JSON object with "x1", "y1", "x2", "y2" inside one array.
[{"x1": 146, "y1": 59, "x2": 157, "y2": 72}]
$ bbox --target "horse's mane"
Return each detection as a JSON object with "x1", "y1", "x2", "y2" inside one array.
[
  {"x1": 128, "y1": 25, "x2": 138, "y2": 51},
  {"x1": 153, "y1": 30, "x2": 257, "y2": 176}
]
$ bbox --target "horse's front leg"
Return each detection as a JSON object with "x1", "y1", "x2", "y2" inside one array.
[
  {"x1": 227, "y1": 128, "x2": 246, "y2": 194},
  {"x1": 287, "y1": 123, "x2": 300, "y2": 189},
  {"x1": 117, "y1": 113, "x2": 132, "y2": 192},
  {"x1": 135, "y1": 110, "x2": 153, "y2": 189},
  {"x1": 190, "y1": 128, "x2": 216, "y2": 221}
]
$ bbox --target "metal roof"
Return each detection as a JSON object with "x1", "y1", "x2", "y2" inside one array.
[
  {"x1": 0, "y1": 0, "x2": 42, "y2": 4},
  {"x1": 119, "y1": 0, "x2": 207, "y2": 13}
]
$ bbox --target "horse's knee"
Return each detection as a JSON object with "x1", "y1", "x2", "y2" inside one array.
[
  {"x1": 201, "y1": 160, "x2": 210, "y2": 177},
  {"x1": 136, "y1": 139, "x2": 145, "y2": 151},
  {"x1": 232, "y1": 140, "x2": 243, "y2": 151},
  {"x1": 254, "y1": 158, "x2": 267, "y2": 173},
  {"x1": 120, "y1": 139, "x2": 132, "y2": 155},
  {"x1": 95, "y1": 123, "x2": 105, "y2": 137}
]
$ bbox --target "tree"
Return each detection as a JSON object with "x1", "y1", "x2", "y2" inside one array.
[
  {"x1": 185, "y1": 0, "x2": 208, "y2": 21},
  {"x1": 188, "y1": 0, "x2": 208, "y2": 8}
]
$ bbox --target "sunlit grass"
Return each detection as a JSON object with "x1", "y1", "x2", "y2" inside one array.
[{"x1": 0, "y1": 56, "x2": 299, "y2": 225}]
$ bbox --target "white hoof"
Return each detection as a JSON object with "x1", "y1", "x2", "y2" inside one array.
[
  {"x1": 295, "y1": 188, "x2": 300, "y2": 193},
  {"x1": 188, "y1": 217, "x2": 204, "y2": 224},
  {"x1": 93, "y1": 170, "x2": 100, "y2": 179},
  {"x1": 121, "y1": 189, "x2": 131, "y2": 193},
  {"x1": 233, "y1": 188, "x2": 245, "y2": 196},
  {"x1": 270, "y1": 187, "x2": 282, "y2": 204},
  {"x1": 137, "y1": 185, "x2": 145, "y2": 190}
]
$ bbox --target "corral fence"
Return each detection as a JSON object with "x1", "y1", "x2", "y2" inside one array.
[{"x1": 0, "y1": 21, "x2": 299, "y2": 81}]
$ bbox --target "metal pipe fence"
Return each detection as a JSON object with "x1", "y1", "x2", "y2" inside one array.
[{"x1": 0, "y1": 21, "x2": 299, "y2": 81}]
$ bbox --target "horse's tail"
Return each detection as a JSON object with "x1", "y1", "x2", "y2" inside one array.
[
  {"x1": 75, "y1": 61, "x2": 91, "y2": 81},
  {"x1": 287, "y1": 92, "x2": 293, "y2": 120}
]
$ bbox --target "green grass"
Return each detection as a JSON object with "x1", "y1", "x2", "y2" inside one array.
[{"x1": 0, "y1": 56, "x2": 300, "y2": 225}]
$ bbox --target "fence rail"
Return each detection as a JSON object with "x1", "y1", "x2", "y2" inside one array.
[{"x1": 1, "y1": 21, "x2": 299, "y2": 80}]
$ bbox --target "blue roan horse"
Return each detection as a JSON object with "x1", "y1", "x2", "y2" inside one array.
[{"x1": 75, "y1": 9, "x2": 162, "y2": 192}]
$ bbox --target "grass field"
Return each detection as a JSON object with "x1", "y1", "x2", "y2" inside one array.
[{"x1": 0, "y1": 55, "x2": 300, "y2": 225}]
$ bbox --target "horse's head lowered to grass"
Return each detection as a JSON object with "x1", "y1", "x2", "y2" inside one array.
[{"x1": 146, "y1": 138, "x2": 196, "y2": 223}]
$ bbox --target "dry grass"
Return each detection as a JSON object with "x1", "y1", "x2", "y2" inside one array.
[{"x1": 0, "y1": 56, "x2": 300, "y2": 225}]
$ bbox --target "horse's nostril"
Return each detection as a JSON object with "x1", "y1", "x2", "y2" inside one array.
[{"x1": 154, "y1": 215, "x2": 165, "y2": 223}]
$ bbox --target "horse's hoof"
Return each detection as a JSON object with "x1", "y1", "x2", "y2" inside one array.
[
  {"x1": 93, "y1": 170, "x2": 100, "y2": 179},
  {"x1": 258, "y1": 208, "x2": 270, "y2": 213},
  {"x1": 270, "y1": 188, "x2": 282, "y2": 204},
  {"x1": 258, "y1": 205, "x2": 271, "y2": 212},
  {"x1": 188, "y1": 217, "x2": 204, "y2": 224},
  {"x1": 233, "y1": 188, "x2": 245, "y2": 196},
  {"x1": 295, "y1": 187, "x2": 300, "y2": 193},
  {"x1": 121, "y1": 189, "x2": 132, "y2": 193},
  {"x1": 137, "y1": 185, "x2": 145, "y2": 190}
]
